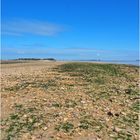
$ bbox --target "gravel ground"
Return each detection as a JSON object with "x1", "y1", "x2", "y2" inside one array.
[{"x1": 1, "y1": 61, "x2": 139, "y2": 140}]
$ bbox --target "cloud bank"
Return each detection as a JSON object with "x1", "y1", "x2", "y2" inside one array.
[
  {"x1": 2, "y1": 19, "x2": 65, "y2": 36},
  {"x1": 2, "y1": 43, "x2": 138, "y2": 60}
]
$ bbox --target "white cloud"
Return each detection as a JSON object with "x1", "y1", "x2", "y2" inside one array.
[{"x1": 2, "y1": 19, "x2": 65, "y2": 36}]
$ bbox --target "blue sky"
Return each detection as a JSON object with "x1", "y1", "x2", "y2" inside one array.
[{"x1": 1, "y1": 0, "x2": 139, "y2": 60}]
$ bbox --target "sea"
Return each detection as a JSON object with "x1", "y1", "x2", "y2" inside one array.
[{"x1": 101, "y1": 60, "x2": 139, "y2": 66}]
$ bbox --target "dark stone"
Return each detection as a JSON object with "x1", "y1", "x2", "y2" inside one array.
[
  {"x1": 125, "y1": 89, "x2": 132, "y2": 94},
  {"x1": 114, "y1": 113, "x2": 119, "y2": 117},
  {"x1": 107, "y1": 111, "x2": 113, "y2": 116},
  {"x1": 109, "y1": 99, "x2": 112, "y2": 102}
]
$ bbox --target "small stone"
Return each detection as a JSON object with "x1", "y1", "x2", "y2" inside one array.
[
  {"x1": 109, "y1": 99, "x2": 112, "y2": 102},
  {"x1": 125, "y1": 88, "x2": 132, "y2": 94},
  {"x1": 113, "y1": 127, "x2": 122, "y2": 132},
  {"x1": 78, "y1": 132, "x2": 82, "y2": 135},
  {"x1": 43, "y1": 99, "x2": 47, "y2": 101},
  {"x1": 43, "y1": 126, "x2": 48, "y2": 131},
  {"x1": 60, "y1": 87, "x2": 65, "y2": 90},
  {"x1": 59, "y1": 112, "x2": 63, "y2": 115},
  {"x1": 121, "y1": 112, "x2": 126, "y2": 116},
  {"x1": 109, "y1": 134, "x2": 115, "y2": 137},
  {"x1": 31, "y1": 136, "x2": 36, "y2": 140},
  {"x1": 81, "y1": 100, "x2": 86, "y2": 104},
  {"x1": 107, "y1": 111, "x2": 113, "y2": 116},
  {"x1": 29, "y1": 99, "x2": 32, "y2": 102},
  {"x1": 114, "y1": 113, "x2": 119, "y2": 117},
  {"x1": 64, "y1": 118, "x2": 68, "y2": 121},
  {"x1": 23, "y1": 114, "x2": 27, "y2": 118}
]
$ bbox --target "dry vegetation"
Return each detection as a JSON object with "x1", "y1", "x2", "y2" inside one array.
[{"x1": 1, "y1": 61, "x2": 139, "y2": 140}]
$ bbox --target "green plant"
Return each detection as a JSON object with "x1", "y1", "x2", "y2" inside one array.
[
  {"x1": 65, "y1": 100, "x2": 77, "y2": 108},
  {"x1": 79, "y1": 119, "x2": 93, "y2": 129},
  {"x1": 55, "y1": 122, "x2": 74, "y2": 132},
  {"x1": 2, "y1": 104, "x2": 45, "y2": 140},
  {"x1": 52, "y1": 102, "x2": 62, "y2": 107}
]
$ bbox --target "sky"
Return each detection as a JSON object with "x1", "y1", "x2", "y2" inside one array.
[{"x1": 1, "y1": 0, "x2": 139, "y2": 60}]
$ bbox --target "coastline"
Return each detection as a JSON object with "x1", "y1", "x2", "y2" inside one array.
[{"x1": 1, "y1": 59, "x2": 139, "y2": 66}]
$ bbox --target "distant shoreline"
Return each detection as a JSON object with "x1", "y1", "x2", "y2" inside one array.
[
  {"x1": 77, "y1": 60, "x2": 139, "y2": 66},
  {"x1": 1, "y1": 59, "x2": 139, "y2": 66}
]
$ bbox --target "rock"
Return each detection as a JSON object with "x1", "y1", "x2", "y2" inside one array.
[
  {"x1": 109, "y1": 99, "x2": 112, "y2": 102},
  {"x1": 125, "y1": 89, "x2": 132, "y2": 94},
  {"x1": 81, "y1": 100, "x2": 86, "y2": 104},
  {"x1": 114, "y1": 113, "x2": 119, "y2": 117},
  {"x1": 78, "y1": 132, "x2": 82, "y2": 135},
  {"x1": 113, "y1": 127, "x2": 122, "y2": 132},
  {"x1": 64, "y1": 118, "x2": 68, "y2": 121},
  {"x1": 121, "y1": 112, "x2": 126, "y2": 116},
  {"x1": 23, "y1": 114, "x2": 27, "y2": 118},
  {"x1": 43, "y1": 98, "x2": 47, "y2": 101},
  {"x1": 43, "y1": 126, "x2": 48, "y2": 131},
  {"x1": 107, "y1": 111, "x2": 113, "y2": 116}
]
